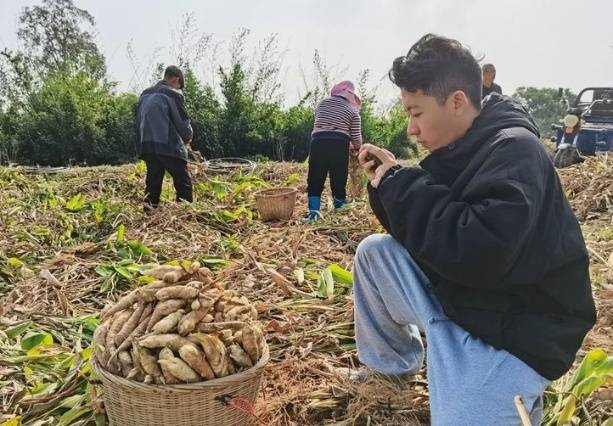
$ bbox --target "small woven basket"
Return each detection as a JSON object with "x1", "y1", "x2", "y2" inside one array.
[
  {"x1": 254, "y1": 188, "x2": 297, "y2": 221},
  {"x1": 93, "y1": 346, "x2": 269, "y2": 426}
]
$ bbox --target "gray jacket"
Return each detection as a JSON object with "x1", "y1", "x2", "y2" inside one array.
[{"x1": 136, "y1": 80, "x2": 193, "y2": 160}]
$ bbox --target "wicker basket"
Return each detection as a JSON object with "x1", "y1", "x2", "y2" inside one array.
[
  {"x1": 255, "y1": 188, "x2": 297, "y2": 221},
  {"x1": 93, "y1": 346, "x2": 269, "y2": 426}
]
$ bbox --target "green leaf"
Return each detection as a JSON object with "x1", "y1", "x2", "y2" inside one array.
[
  {"x1": 58, "y1": 405, "x2": 91, "y2": 426},
  {"x1": 95, "y1": 264, "x2": 114, "y2": 277},
  {"x1": 556, "y1": 394, "x2": 576, "y2": 426},
  {"x1": 328, "y1": 264, "x2": 353, "y2": 285},
  {"x1": 317, "y1": 268, "x2": 335, "y2": 299},
  {"x1": 573, "y1": 375, "x2": 607, "y2": 398},
  {"x1": 7, "y1": 257, "x2": 24, "y2": 268},
  {"x1": 56, "y1": 353, "x2": 77, "y2": 371},
  {"x1": 200, "y1": 257, "x2": 229, "y2": 268},
  {"x1": 116, "y1": 224, "x2": 125, "y2": 241},
  {"x1": 5, "y1": 321, "x2": 32, "y2": 338},
  {"x1": 21, "y1": 331, "x2": 54, "y2": 351},
  {"x1": 81, "y1": 316, "x2": 100, "y2": 333},
  {"x1": 58, "y1": 394, "x2": 84, "y2": 409},
  {"x1": 81, "y1": 346, "x2": 93, "y2": 361},
  {"x1": 305, "y1": 270, "x2": 320, "y2": 282},
  {"x1": 127, "y1": 240, "x2": 152, "y2": 257},
  {"x1": 138, "y1": 275, "x2": 156, "y2": 284},
  {"x1": 221, "y1": 209, "x2": 240, "y2": 221},
  {"x1": 0, "y1": 416, "x2": 20, "y2": 426},
  {"x1": 593, "y1": 357, "x2": 613, "y2": 376},
  {"x1": 569, "y1": 348, "x2": 608, "y2": 389},
  {"x1": 551, "y1": 348, "x2": 613, "y2": 426},
  {"x1": 29, "y1": 382, "x2": 58, "y2": 396},
  {"x1": 65, "y1": 193, "x2": 87, "y2": 211},
  {"x1": 285, "y1": 173, "x2": 300, "y2": 185},
  {"x1": 100, "y1": 277, "x2": 115, "y2": 292},
  {"x1": 114, "y1": 266, "x2": 134, "y2": 280},
  {"x1": 22, "y1": 366, "x2": 34, "y2": 382}
]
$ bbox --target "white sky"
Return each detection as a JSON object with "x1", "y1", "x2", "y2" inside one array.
[{"x1": 1, "y1": 0, "x2": 612, "y2": 107}]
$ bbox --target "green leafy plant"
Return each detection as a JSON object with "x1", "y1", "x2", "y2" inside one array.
[
  {"x1": 543, "y1": 348, "x2": 613, "y2": 425},
  {"x1": 315, "y1": 263, "x2": 353, "y2": 299}
]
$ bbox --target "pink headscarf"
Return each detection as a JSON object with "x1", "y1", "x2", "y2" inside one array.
[{"x1": 330, "y1": 80, "x2": 361, "y2": 109}]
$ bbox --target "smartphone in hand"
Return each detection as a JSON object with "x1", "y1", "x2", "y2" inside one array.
[{"x1": 365, "y1": 152, "x2": 383, "y2": 166}]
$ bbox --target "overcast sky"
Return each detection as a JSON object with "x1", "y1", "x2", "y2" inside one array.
[{"x1": 1, "y1": 0, "x2": 612, "y2": 107}]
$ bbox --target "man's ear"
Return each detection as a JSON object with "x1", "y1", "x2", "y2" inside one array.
[{"x1": 450, "y1": 90, "x2": 470, "y2": 114}]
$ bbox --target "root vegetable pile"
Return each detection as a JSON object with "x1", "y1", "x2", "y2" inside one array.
[{"x1": 93, "y1": 262, "x2": 266, "y2": 384}]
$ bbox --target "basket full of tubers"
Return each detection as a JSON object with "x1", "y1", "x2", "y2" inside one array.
[{"x1": 91, "y1": 262, "x2": 269, "y2": 426}]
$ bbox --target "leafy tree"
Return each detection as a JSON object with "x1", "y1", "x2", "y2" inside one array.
[
  {"x1": 183, "y1": 67, "x2": 222, "y2": 158},
  {"x1": 15, "y1": 72, "x2": 137, "y2": 166},
  {"x1": 0, "y1": 0, "x2": 106, "y2": 105},
  {"x1": 0, "y1": 5, "x2": 421, "y2": 166},
  {"x1": 281, "y1": 100, "x2": 314, "y2": 162},
  {"x1": 17, "y1": 0, "x2": 105, "y2": 76},
  {"x1": 512, "y1": 87, "x2": 577, "y2": 137}
]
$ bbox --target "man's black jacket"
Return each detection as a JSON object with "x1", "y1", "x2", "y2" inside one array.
[
  {"x1": 482, "y1": 82, "x2": 502, "y2": 98},
  {"x1": 368, "y1": 94, "x2": 596, "y2": 380},
  {"x1": 136, "y1": 80, "x2": 193, "y2": 161}
]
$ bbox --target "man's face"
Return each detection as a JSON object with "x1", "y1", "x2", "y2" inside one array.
[
  {"x1": 400, "y1": 89, "x2": 468, "y2": 153},
  {"x1": 482, "y1": 68, "x2": 496, "y2": 86},
  {"x1": 168, "y1": 76, "x2": 182, "y2": 90}
]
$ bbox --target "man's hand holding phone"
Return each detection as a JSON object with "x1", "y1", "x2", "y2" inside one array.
[{"x1": 358, "y1": 144, "x2": 399, "y2": 188}]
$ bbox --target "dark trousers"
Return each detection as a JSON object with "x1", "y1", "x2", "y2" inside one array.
[
  {"x1": 307, "y1": 139, "x2": 350, "y2": 199},
  {"x1": 142, "y1": 153, "x2": 193, "y2": 206}
]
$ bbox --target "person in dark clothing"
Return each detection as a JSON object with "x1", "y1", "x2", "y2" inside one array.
[
  {"x1": 306, "y1": 80, "x2": 363, "y2": 221},
  {"x1": 482, "y1": 63, "x2": 502, "y2": 98},
  {"x1": 345, "y1": 34, "x2": 596, "y2": 425},
  {"x1": 136, "y1": 65, "x2": 194, "y2": 207}
]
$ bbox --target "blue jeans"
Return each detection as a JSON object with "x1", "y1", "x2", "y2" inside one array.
[{"x1": 353, "y1": 234, "x2": 550, "y2": 426}]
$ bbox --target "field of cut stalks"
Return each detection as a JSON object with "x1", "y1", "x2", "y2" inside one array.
[{"x1": 0, "y1": 157, "x2": 611, "y2": 425}]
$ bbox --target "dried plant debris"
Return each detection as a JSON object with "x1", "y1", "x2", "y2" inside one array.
[{"x1": 0, "y1": 159, "x2": 611, "y2": 425}]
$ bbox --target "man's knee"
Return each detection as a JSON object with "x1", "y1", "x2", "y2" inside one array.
[{"x1": 355, "y1": 234, "x2": 397, "y2": 264}]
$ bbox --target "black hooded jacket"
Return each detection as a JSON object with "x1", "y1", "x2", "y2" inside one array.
[
  {"x1": 368, "y1": 93, "x2": 596, "y2": 380},
  {"x1": 136, "y1": 80, "x2": 193, "y2": 161}
]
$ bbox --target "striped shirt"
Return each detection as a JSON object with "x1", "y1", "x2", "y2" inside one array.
[{"x1": 312, "y1": 96, "x2": 363, "y2": 146}]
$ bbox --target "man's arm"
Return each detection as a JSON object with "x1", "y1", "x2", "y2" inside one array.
[
  {"x1": 375, "y1": 140, "x2": 544, "y2": 288},
  {"x1": 350, "y1": 111, "x2": 363, "y2": 148},
  {"x1": 367, "y1": 183, "x2": 393, "y2": 233},
  {"x1": 167, "y1": 92, "x2": 193, "y2": 143},
  {"x1": 135, "y1": 97, "x2": 143, "y2": 146}
]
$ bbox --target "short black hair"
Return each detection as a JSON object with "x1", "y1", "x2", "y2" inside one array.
[
  {"x1": 389, "y1": 34, "x2": 482, "y2": 110},
  {"x1": 164, "y1": 65, "x2": 184, "y2": 89},
  {"x1": 482, "y1": 63, "x2": 496, "y2": 73}
]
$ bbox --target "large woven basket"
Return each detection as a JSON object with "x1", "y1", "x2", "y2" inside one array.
[
  {"x1": 255, "y1": 188, "x2": 297, "y2": 221},
  {"x1": 93, "y1": 346, "x2": 269, "y2": 426}
]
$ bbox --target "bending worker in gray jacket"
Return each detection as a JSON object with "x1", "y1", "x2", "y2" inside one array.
[{"x1": 136, "y1": 65, "x2": 194, "y2": 207}]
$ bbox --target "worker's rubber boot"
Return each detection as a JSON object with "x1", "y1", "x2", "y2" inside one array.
[
  {"x1": 305, "y1": 196, "x2": 323, "y2": 222},
  {"x1": 334, "y1": 197, "x2": 347, "y2": 209}
]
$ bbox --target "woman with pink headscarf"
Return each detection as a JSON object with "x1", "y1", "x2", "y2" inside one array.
[{"x1": 306, "y1": 80, "x2": 363, "y2": 221}]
